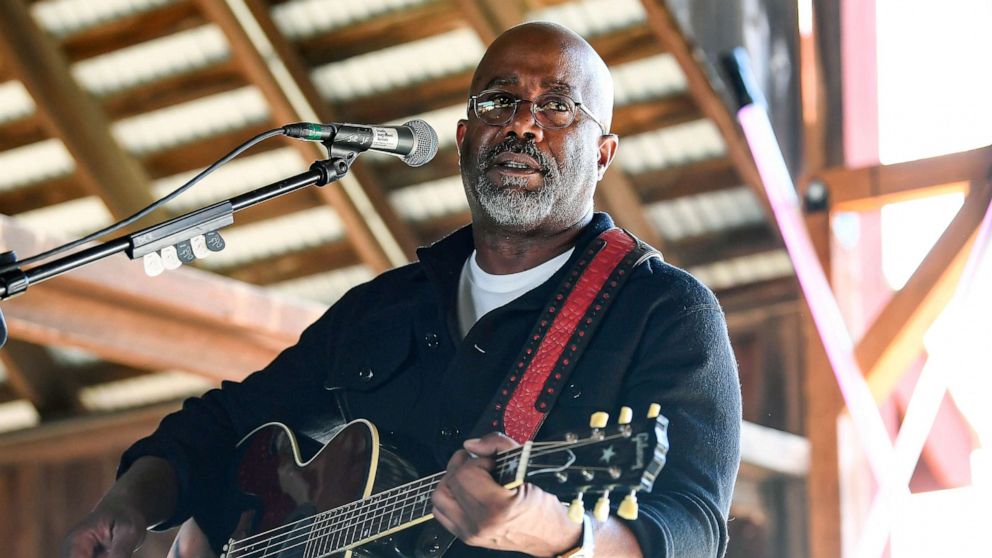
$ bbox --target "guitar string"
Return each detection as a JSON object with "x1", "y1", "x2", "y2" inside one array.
[
  {"x1": 229, "y1": 434, "x2": 635, "y2": 558},
  {"x1": 228, "y1": 440, "x2": 565, "y2": 553},
  {"x1": 228, "y1": 438, "x2": 564, "y2": 552},
  {"x1": 228, "y1": 433, "x2": 635, "y2": 558}
]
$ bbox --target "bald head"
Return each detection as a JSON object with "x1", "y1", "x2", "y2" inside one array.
[{"x1": 471, "y1": 22, "x2": 615, "y2": 132}]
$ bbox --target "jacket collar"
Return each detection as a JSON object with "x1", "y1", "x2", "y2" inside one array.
[{"x1": 417, "y1": 212, "x2": 617, "y2": 316}]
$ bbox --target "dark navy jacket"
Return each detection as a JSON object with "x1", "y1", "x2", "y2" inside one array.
[{"x1": 121, "y1": 213, "x2": 741, "y2": 557}]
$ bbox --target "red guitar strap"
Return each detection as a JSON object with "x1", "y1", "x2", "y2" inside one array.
[
  {"x1": 481, "y1": 227, "x2": 659, "y2": 443},
  {"x1": 414, "y1": 228, "x2": 658, "y2": 558}
]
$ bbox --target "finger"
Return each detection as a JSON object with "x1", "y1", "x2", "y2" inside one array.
[
  {"x1": 431, "y1": 505, "x2": 460, "y2": 539},
  {"x1": 445, "y1": 449, "x2": 471, "y2": 474},
  {"x1": 464, "y1": 432, "x2": 518, "y2": 456}
]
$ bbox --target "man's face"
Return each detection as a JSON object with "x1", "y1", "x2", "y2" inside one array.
[{"x1": 456, "y1": 32, "x2": 616, "y2": 234}]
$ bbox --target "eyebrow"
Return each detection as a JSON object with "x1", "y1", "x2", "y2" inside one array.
[{"x1": 482, "y1": 76, "x2": 576, "y2": 96}]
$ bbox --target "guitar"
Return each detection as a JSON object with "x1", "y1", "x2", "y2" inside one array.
[{"x1": 180, "y1": 407, "x2": 669, "y2": 558}]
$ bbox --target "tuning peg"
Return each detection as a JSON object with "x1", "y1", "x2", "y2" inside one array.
[
  {"x1": 618, "y1": 406, "x2": 633, "y2": 425},
  {"x1": 589, "y1": 411, "x2": 609, "y2": 429},
  {"x1": 593, "y1": 491, "x2": 611, "y2": 522},
  {"x1": 618, "y1": 490, "x2": 639, "y2": 520},
  {"x1": 647, "y1": 403, "x2": 661, "y2": 419},
  {"x1": 568, "y1": 493, "x2": 585, "y2": 524}
]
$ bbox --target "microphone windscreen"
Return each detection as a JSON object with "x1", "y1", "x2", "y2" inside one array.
[{"x1": 402, "y1": 119, "x2": 439, "y2": 167}]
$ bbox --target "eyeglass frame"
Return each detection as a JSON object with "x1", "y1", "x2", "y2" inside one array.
[{"x1": 467, "y1": 89, "x2": 609, "y2": 136}]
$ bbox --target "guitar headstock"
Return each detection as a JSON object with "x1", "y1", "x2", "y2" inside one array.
[{"x1": 494, "y1": 404, "x2": 669, "y2": 522}]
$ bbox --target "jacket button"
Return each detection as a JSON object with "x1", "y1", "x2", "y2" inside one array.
[
  {"x1": 440, "y1": 426, "x2": 459, "y2": 438},
  {"x1": 567, "y1": 383, "x2": 582, "y2": 399},
  {"x1": 425, "y1": 332, "x2": 439, "y2": 348},
  {"x1": 357, "y1": 368, "x2": 374, "y2": 382}
]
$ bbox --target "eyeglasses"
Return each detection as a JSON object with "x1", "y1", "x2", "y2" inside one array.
[{"x1": 468, "y1": 89, "x2": 608, "y2": 135}]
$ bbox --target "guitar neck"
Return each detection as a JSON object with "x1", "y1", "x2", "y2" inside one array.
[{"x1": 228, "y1": 447, "x2": 526, "y2": 558}]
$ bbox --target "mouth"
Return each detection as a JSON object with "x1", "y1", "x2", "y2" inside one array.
[{"x1": 490, "y1": 152, "x2": 542, "y2": 176}]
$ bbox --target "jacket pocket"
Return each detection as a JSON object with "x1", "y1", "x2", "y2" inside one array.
[{"x1": 323, "y1": 320, "x2": 421, "y2": 429}]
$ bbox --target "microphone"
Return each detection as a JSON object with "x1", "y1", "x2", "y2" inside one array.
[{"x1": 283, "y1": 119, "x2": 438, "y2": 167}]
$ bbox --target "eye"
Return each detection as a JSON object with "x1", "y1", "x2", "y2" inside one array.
[
  {"x1": 488, "y1": 92, "x2": 517, "y2": 108},
  {"x1": 537, "y1": 96, "x2": 572, "y2": 113}
]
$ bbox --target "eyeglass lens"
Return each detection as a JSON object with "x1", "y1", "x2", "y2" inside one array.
[{"x1": 475, "y1": 91, "x2": 576, "y2": 129}]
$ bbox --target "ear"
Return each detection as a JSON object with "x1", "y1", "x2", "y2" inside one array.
[
  {"x1": 456, "y1": 119, "x2": 468, "y2": 158},
  {"x1": 596, "y1": 134, "x2": 619, "y2": 180}
]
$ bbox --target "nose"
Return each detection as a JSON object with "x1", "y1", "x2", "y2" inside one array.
[{"x1": 505, "y1": 101, "x2": 544, "y2": 142}]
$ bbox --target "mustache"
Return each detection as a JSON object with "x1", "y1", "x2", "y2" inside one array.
[{"x1": 482, "y1": 137, "x2": 552, "y2": 173}]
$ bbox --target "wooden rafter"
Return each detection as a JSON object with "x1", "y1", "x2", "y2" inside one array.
[
  {"x1": 194, "y1": 0, "x2": 412, "y2": 271},
  {"x1": 595, "y1": 165, "x2": 663, "y2": 248},
  {"x1": 221, "y1": 240, "x2": 360, "y2": 285},
  {"x1": 0, "y1": 0, "x2": 157, "y2": 220},
  {"x1": 854, "y1": 180, "x2": 992, "y2": 401},
  {"x1": 337, "y1": 70, "x2": 474, "y2": 124},
  {"x1": 669, "y1": 224, "x2": 779, "y2": 269},
  {"x1": 631, "y1": 157, "x2": 741, "y2": 203},
  {"x1": 640, "y1": 0, "x2": 772, "y2": 219},
  {"x1": 817, "y1": 145, "x2": 992, "y2": 210},
  {"x1": 0, "y1": 176, "x2": 88, "y2": 217},
  {"x1": 0, "y1": 339, "x2": 82, "y2": 418},
  {"x1": 0, "y1": 113, "x2": 47, "y2": 153},
  {"x1": 0, "y1": 216, "x2": 323, "y2": 381}
]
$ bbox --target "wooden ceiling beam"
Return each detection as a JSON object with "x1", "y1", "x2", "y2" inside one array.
[
  {"x1": 0, "y1": 400, "x2": 181, "y2": 465},
  {"x1": 198, "y1": 0, "x2": 414, "y2": 270},
  {"x1": 640, "y1": 0, "x2": 772, "y2": 219},
  {"x1": 454, "y1": 0, "x2": 527, "y2": 44},
  {"x1": 588, "y1": 24, "x2": 667, "y2": 66},
  {"x1": 297, "y1": 1, "x2": 469, "y2": 67},
  {"x1": 101, "y1": 59, "x2": 247, "y2": 120},
  {"x1": 0, "y1": 113, "x2": 47, "y2": 152},
  {"x1": 0, "y1": 0, "x2": 157, "y2": 220},
  {"x1": 60, "y1": 1, "x2": 205, "y2": 62},
  {"x1": 668, "y1": 223, "x2": 779, "y2": 269},
  {"x1": 219, "y1": 239, "x2": 360, "y2": 285},
  {"x1": 854, "y1": 180, "x2": 992, "y2": 401},
  {"x1": 631, "y1": 157, "x2": 741, "y2": 204},
  {"x1": 0, "y1": 339, "x2": 83, "y2": 418},
  {"x1": 0, "y1": 216, "x2": 324, "y2": 381},
  {"x1": 817, "y1": 145, "x2": 992, "y2": 211},
  {"x1": 0, "y1": 174, "x2": 88, "y2": 216}
]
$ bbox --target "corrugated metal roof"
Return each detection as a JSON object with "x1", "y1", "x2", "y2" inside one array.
[
  {"x1": 311, "y1": 28, "x2": 484, "y2": 101},
  {"x1": 0, "y1": 401, "x2": 40, "y2": 434},
  {"x1": 270, "y1": 265, "x2": 373, "y2": 305},
  {"x1": 0, "y1": 139, "x2": 75, "y2": 193},
  {"x1": 153, "y1": 147, "x2": 308, "y2": 212},
  {"x1": 79, "y1": 370, "x2": 213, "y2": 412},
  {"x1": 32, "y1": 0, "x2": 177, "y2": 37},
  {"x1": 645, "y1": 186, "x2": 763, "y2": 241},
  {"x1": 0, "y1": 81, "x2": 36, "y2": 124},
  {"x1": 112, "y1": 86, "x2": 270, "y2": 154},
  {"x1": 13, "y1": 196, "x2": 113, "y2": 239},
  {"x1": 689, "y1": 249, "x2": 794, "y2": 291},
  {"x1": 389, "y1": 175, "x2": 466, "y2": 221},
  {"x1": 615, "y1": 119, "x2": 727, "y2": 174},
  {"x1": 526, "y1": 0, "x2": 646, "y2": 36},
  {"x1": 612, "y1": 54, "x2": 687, "y2": 106},
  {"x1": 272, "y1": 0, "x2": 430, "y2": 40},
  {"x1": 72, "y1": 25, "x2": 230, "y2": 96},
  {"x1": 198, "y1": 206, "x2": 344, "y2": 270}
]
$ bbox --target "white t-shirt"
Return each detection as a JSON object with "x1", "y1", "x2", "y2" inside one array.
[{"x1": 457, "y1": 248, "x2": 575, "y2": 337}]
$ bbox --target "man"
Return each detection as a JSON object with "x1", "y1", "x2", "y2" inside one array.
[{"x1": 63, "y1": 22, "x2": 740, "y2": 558}]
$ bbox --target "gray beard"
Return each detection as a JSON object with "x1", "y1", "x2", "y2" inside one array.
[{"x1": 473, "y1": 172, "x2": 558, "y2": 228}]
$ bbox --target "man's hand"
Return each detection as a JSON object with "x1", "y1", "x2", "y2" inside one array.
[
  {"x1": 431, "y1": 432, "x2": 582, "y2": 556},
  {"x1": 61, "y1": 500, "x2": 147, "y2": 558}
]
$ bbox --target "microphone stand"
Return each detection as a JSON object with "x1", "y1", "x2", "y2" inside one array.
[{"x1": 0, "y1": 149, "x2": 361, "y2": 349}]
